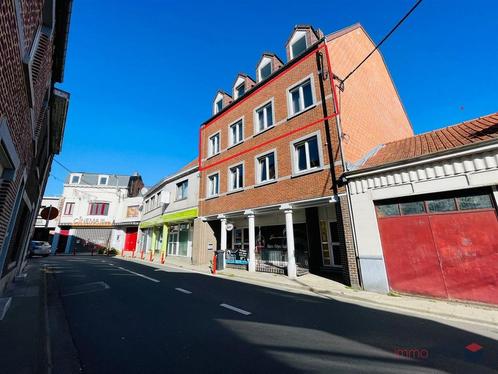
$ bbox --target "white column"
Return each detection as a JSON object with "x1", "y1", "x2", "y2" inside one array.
[
  {"x1": 245, "y1": 210, "x2": 256, "y2": 272},
  {"x1": 280, "y1": 204, "x2": 297, "y2": 278},
  {"x1": 218, "y1": 214, "x2": 227, "y2": 268}
]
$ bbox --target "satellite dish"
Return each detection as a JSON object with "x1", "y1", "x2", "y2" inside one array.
[{"x1": 140, "y1": 187, "x2": 148, "y2": 196}]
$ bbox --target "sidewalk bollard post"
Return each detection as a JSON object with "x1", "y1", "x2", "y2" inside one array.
[{"x1": 212, "y1": 252, "x2": 217, "y2": 274}]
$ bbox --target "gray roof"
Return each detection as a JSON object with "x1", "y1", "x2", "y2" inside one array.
[{"x1": 65, "y1": 173, "x2": 133, "y2": 187}]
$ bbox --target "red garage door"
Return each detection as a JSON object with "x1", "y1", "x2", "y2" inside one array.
[{"x1": 376, "y1": 189, "x2": 498, "y2": 305}]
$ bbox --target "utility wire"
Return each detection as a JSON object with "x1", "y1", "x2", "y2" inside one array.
[
  {"x1": 52, "y1": 158, "x2": 93, "y2": 186},
  {"x1": 337, "y1": 0, "x2": 423, "y2": 90}
]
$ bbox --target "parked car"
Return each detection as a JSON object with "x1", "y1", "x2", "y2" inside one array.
[{"x1": 29, "y1": 241, "x2": 52, "y2": 257}]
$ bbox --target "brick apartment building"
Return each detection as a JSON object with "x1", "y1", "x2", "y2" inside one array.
[
  {"x1": 198, "y1": 24, "x2": 412, "y2": 284},
  {"x1": 0, "y1": 0, "x2": 72, "y2": 293}
]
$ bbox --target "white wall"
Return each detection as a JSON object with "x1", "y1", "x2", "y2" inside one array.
[{"x1": 349, "y1": 145, "x2": 498, "y2": 293}]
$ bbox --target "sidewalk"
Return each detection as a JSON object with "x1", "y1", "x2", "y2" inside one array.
[{"x1": 120, "y1": 252, "x2": 498, "y2": 328}]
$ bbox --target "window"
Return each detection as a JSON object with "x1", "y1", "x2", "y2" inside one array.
[
  {"x1": 176, "y1": 180, "x2": 189, "y2": 200},
  {"x1": 208, "y1": 133, "x2": 220, "y2": 157},
  {"x1": 260, "y1": 62, "x2": 272, "y2": 80},
  {"x1": 457, "y1": 195, "x2": 493, "y2": 210},
  {"x1": 70, "y1": 174, "x2": 80, "y2": 184},
  {"x1": 427, "y1": 198, "x2": 457, "y2": 213},
  {"x1": 400, "y1": 201, "x2": 425, "y2": 215},
  {"x1": 376, "y1": 204, "x2": 400, "y2": 217},
  {"x1": 257, "y1": 152, "x2": 276, "y2": 183},
  {"x1": 98, "y1": 175, "x2": 108, "y2": 185},
  {"x1": 255, "y1": 101, "x2": 274, "y2": 132},
  {"x1": 63, "y1": 202, "x2": 74, "y2": 215},
  {"x1": 229, "y1": 164, "x2": 244, "y2": 191},
  {"x1": 236, "y1": 83, "x2": 245, "y2": 98},
  {"x1": 293, "y1": 135, "x2": 321, "y2": 173},
  {"x1": 208, "y1": 173, "x2": 219, "y2": 197},
  {"x1": 291, "y1": 34, "x2": 307, "y2": 58},
  {"x1": 156, "y1": 191, "x2": 161, "y2": 206},
  {"x1": 150, "y1": 195, "x2": 156, "y2": 209},
  {"x1": 88, "y1": 202, "x2": 109, "y2": 216},
  {"x1": 289, "y1": 78, "x2": 314, "y2": 115},
  {"x1": 230, "y1": 120, "x2": 244, "y2": 146},
  {"x1": 215, "y1": 99, "x2": 223, "y2": 113},
  {"x1": 126, "y1": 205, "x2": 139, "y2": 218}
]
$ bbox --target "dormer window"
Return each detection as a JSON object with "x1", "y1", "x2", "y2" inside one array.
[
  {"x1": 98, "y1": 175, "x2": 109, "y2": 185},
  {"x1": 70, "y1": 174, "x2": 81, "y2": 184},
  {"x1": 215, "y1": 99, "x2": 223, "y2": 113},
  {"x1": 236, "y1": 83, "x2": 245, "y2": 98},
  {"x1": 260, "y1": 62, "x2": 272, "y2": 81},
  {"x1": 291, "y1": 33, "x2": 307, "y2": 59},
  {"x1": 213, "y1": 92, "x2": 227, "y2": 115}
]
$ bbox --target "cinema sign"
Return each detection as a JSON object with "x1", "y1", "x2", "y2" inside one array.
[{"x1": 72, "y1": 217, "x2": 112, "y2": 226}]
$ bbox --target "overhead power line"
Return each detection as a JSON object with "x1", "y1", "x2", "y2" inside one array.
[{"x1": 337, "y1": 0, "x2": 423, "y2": 90}]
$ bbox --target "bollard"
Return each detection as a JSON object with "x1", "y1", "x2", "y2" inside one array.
[
  {"x1": 132, "y1": 250, "x2": 135, "y2": 258},
  {"x1": 140, "y1": 251, "x2": 144, "y2": 260},
  {"x1": 212, "y1": 252, "x2": 217, "y2": 274},
  {"x1": 149, "y1": 251, "x2": 153, "y2": 262},
  {"x1": 160, "y1": 252, "x2": 165, "y2": 264}
]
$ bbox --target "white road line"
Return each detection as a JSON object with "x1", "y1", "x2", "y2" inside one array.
[
  {"x1": 116, "y1": 266, "x2": 160, "y2": 283},
  {"x1": 220, "y1": 303, "x2": 252, "y2": 316},
  {"x1": 175, "y1": 288, "x2": 192, "y2": 294}
]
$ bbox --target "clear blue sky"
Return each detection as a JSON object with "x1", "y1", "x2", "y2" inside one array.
[{"x1": 45, "y1": 0, "x2": 498, "y2": 195}]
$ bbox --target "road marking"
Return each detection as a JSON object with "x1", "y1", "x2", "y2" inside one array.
[
  {"x1": 116, "y1": 266, "x2": 160, "y2": 283},
  {"x1": 62, "y1": 281, "x2": 110, "y2": 297},
  {"x1": 220, "y1": 303, "x2": 251, "y2": 316},
  {"x1": 175, "y1": 288, "x2": 192, "y2": 294}
]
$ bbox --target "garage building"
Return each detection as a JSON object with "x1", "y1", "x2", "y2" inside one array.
[{"x1": 346, "y1": 112, "x2": 498, "y2": 305}]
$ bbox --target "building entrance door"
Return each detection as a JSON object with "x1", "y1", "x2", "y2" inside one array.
[{"x1": 168, "y1": 230, "x2": 179, "y2": 256}]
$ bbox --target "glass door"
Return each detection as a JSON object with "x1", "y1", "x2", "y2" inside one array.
[{"x1": 168, "y1": 230, "x2": 179, "y2": 256}]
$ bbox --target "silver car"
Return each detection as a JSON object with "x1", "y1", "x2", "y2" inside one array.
[{"x1": 29, "y1": 241, "x2": 52, "y2": 257}]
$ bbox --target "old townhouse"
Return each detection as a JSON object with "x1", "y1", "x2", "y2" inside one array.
[
  {"x1": 346, "y1": 112, "x2": 498, "y2": 305},
  {"x1": 198, "y1": 23, "x2": 413, "y2": 284},
  {"x1": 138, "y1": 160, "x2": 209, "y2": 264},
  {"x1": 53, "y1": 172, "x2": 144, "y2": 254},
  {"x1": 0, "y1": 0, "x2": 71, "y2": 294}
]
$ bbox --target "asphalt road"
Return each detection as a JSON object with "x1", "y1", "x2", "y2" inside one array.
[{"x1": 38, "y1": 255, "x2": 498, "y2": 374}]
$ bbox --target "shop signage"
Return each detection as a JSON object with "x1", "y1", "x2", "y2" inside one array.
[
  {"x1": 72, "y1": 217, "x2": 112, "y2": 226},
  {"x1": 226, "y1": 223, "x2": 234, "y2": 231}
]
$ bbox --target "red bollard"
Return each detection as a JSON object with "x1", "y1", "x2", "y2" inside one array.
[
  {"x1": 212, "y1": 253, "x2": 217, "y2": 274},
  {"x1": 132, "y1": 250, "x2": 135, "y2": 258},
  {"x1": 121, "y1": 249, "x2": 125, "y2": 257},
  {"x1": 160, "y1": 252, "x2": 165, "y2": 264},
  {"x1": 149, "y1": 251, "x2": 153, "y2": 262}
]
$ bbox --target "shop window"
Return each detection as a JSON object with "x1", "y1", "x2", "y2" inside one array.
[
  {"x1": 176, "y1": 180, "x2": 188, "y2": 200},
  {"x1": 376, "y1": 204, "x2": 400, "y2": 217},
  {"x1": 288, "y1": 78, "x2": 314, "y2": 116},
  {"x1": 63, "y1": 202, "x2": 74, "y2": 215},
  {"x1": 400, "y1": 201, "x2": 425, "y2": 215},
  {"x1": 457, "y1": 194, "x2": 493, "y2": 210},
  {"x1": 229, "y1": 120, "x2": 244, "y2": 146},
  {"x1": 329, "y1": 221, "x2": 342, "y2": 266},
  {"x1": 427, "y1": 198, "x2": 457, "y2": 213},
  {"x1": 255, "y1": 101, "x2": 274, "y2": 133}
]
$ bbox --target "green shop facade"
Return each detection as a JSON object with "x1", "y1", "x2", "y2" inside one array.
[{"x1": 139, "y1": 207, "x2": 198, "y2": 258}]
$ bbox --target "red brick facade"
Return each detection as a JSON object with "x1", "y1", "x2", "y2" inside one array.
[
  {"x1": 197, "y1": 24, "x2": 412, "y2": 286},
  {"x1": 0, "y1": 0, "x2": 71, "y2": 292}
]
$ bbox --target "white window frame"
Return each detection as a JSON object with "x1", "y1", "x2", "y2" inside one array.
[
  {"x1": 69, "y1": 173, "x2": 81, "y2": 184},
  {"x1": 233, "y1": 76, "x2": 245, "y2": 99},
  {"x1": 235, "y1": 82, "x2": 245, "y2": 98},
  {"x1": 286, "y1": 74, "x2": 316, "y2": 118},
  {"x1": 207, "y1": 171, "x2": 220, "y2": 198},
  {"x1": 289, "y1": 31, "x2": 308, "y2": 59},
  {"x1": 229, "y1": 117, "x2": 244, "y2": 147},
  {"x1": 253, "y1": 98, "x2": 275, "y2": 135},
  {"x1": 176, "y1": 179, "x2": 189, "y2": 201},
  {"x1": 228, "y1": 162, "x2": 244, "y2": 192},
  {"x1": 98, "y1": 175, "x2": 109, "y2": 186},
  {"x1": 327, "y1": 219, "x2": 343, "y2": 268},
  {"x1": 258, "y1": 60, "x2": 273, "y2": 82},
  {"x1": 213, "y1": 92, "x2": 224, "y2": 114},
  {"x1": 290, "y1": 131, "x2": 324, "y2": 176},
  {"x1": 63, "y1": 201, "x2": 74, "y2": 216},
  {"x1": 255, "y1": 149, "x2": 277, "y2": 185},
  {"x1": 208, "y1": 131, "x2": 221, "y2": 157}
]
